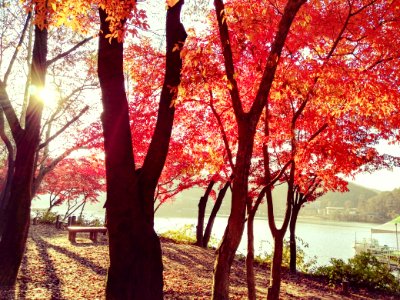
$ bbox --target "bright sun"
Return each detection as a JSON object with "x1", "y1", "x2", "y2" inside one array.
[{"x1": 29, "y1": 85, "x2": 58, "y2": 108}]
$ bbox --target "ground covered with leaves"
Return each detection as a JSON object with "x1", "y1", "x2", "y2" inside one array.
[{"x1": 0, "y1": 224, "x2": 397, "y2": 299}]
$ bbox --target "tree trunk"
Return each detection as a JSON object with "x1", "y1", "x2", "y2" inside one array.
[
  {"x1": 289, "y1": 204, "x2": 300, "y2": 273},
  {"x1": 203, "y1": 180, "x2": 230, "y2": 248},
  {"x1": 212, "y1": 126, "x2": 255, "y2": 300},
  {"x1": 246, "y1": 206, "x2": 256, "y2": 300},
  {"x1": 98, "y1": 9, "x2": 162, "y2": 299},
  {"x1": 196, "y1": 179, "x2": 215, "y2": 246},
  {"x1": 211, "y1": 0, "x2": 305, "y2": 298},
  {"x1": 265, "y1": 164, "x2": 295, "y2": 300},
  {"x1": 99, "y1": 2, "x2": 186, "y2": 299},
  {"x1": 267, "y1": 234, "x2": 284, "y2": 300},
  {"x1": 79, "y1": 198, "x2": 87, "y2": 222},
  {"x1": 0, "y1": 110, "x2": 15, "y2": 237},
  {"x1": 0, "y1": 24, "x2": 47, "y2": 287}
]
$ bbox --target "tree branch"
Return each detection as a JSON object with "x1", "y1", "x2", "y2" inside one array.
[
  {"x1": 0, "y1": 83, "x2": 23, "y2": 140},
  {"x1": 33, "y1": 132, "x2": 101, "y2": 196},
  {"x1": 202, "y1": 70, "x2": 235, "y2": 169},
  {"x1": 213, "y1": 0, "x2": 243, "y2": 118},
  {"x1": 0, "y1": 109, "x2": 14, "y2": 157},
  {"x1": 307, "y1": 123, "x2": 328, "y2": 143},
  {"x1": 46, "y1": 36, "x2": 95, "y2": 67},
  {"x1": 141, "y1": 1, "x2": 187, "y2": 203},
  {"x1": 38, "y1": 105, "x2": 89, "y2": 150},
  {"x1": 3, "y1": 13, "x2": 32, "y2": 84},
  {"x1": 251, "y1": 0, "x2": 307, "y2": 118}
]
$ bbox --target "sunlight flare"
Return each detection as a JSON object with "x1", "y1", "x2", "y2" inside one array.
[{"x1": 29, "y1": 85, "x2": 58, "y2": 108}]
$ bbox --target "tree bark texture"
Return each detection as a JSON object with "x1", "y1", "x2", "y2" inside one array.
[
  {"x1": 196, "y1": 179, "x2": 215, "y2": 246},
  {"x1": 139, "y1": 0, "x2": 188, "y2": 225},
  {"x1": 246, "y1": 206, "x2": 257, "y2": 300},
  {"x1": 0, "y1": 24, "x2": 47, "y2": 287},
  {"x1": 99, "y1": 1, "x2": 186, "y2": 299},
  {"x1": 0, "y1": 110, "x2": 15, "y2": 237},
  {"x1": 289, "y1": 203, "x2": 301, "y2": 273},
  {"x1": 99, "y1": 9, "x2": 161, "y2": 299},
  {"x1": 212, "y1": 126, "x2": 255, "y2": 300},
  {"x1": 267, "y1": 235, "x2": 284, "y2": 300},
  {"x1": 203, "y1": 180, "x2": 230, "y2": 248}
]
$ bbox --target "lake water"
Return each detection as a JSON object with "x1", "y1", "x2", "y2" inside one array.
[
  {"x1": 32, "y1": 200, "x2": 398, "y2": 267},
  {"x1": 155, "y1": 216, "x2": 398, "y2": 266}
]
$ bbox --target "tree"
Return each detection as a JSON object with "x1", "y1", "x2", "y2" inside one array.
[
  {"x1": 259, "y1": 0, "x2": 400, "y2": 297},
  {"x1": 125, "y1": 31, "x2": 235, "y2": 249},
  {"x1": 0, "y1": 2, "x2": 48, "y2": 284},
  {"x1": 208, "y1": 1, "x2": 306, "y2": 299},
  {"x1": 36, "y1": 156, "x2": 105, "y2": 219},
  {"x1": 0, "y1": 0, "x2": 97, "y2": 286},
  {"x1": 97, "y1": 0, "x2": 187, "y2": 298},
  {"x1": 174, "y1": 0, "x2": 399, "y2": 298},
  {"x1": 196, "y1": 178, "x2": 216, "y2": 246}
]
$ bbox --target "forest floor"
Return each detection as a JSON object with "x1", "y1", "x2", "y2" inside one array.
[{"x1": 0, "y1": 224, "x2": 398, "y2": 299}]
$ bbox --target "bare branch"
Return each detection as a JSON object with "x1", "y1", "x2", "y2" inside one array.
[
  {"x1": 0, "y1": 83, "x2": 23, "y2": 140},
  {"x1": 46, "y1": 35, "x2": 95, "y2": 67},
  {"x1": 38, "y1": 105, "x2": 89, "y2": 150},
  {"x1": 0, "y1": 109, "x2": 14, "y2": 157},
  {"x1": 3, "y1": 12, "x2": 32, "y2": 84},
  {"x1": 251, "y1": 0, "x2": 307, "y2": 117}
]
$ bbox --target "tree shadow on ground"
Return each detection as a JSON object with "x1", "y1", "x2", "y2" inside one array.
[
  {"x1": 162, "y1": 242, "x2": 268, "y2": 299},
  {"x1": 35, "y1": 236, "x2": 107, "y2": 276},
  {"x1": 17, "y1": 251, "x2": 29, "y2": 300},
  {"x1": 31, "y1": 236, "x2": 63, "y2": 299}
]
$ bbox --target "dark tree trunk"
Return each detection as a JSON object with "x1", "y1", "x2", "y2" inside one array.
[
  {"x1": 289, "y1": 203, "x2": 301, "y2": 273},
  {"x1": 0, "y1": 24, "x2": 47, "y2": 287},
  {"x1": 265, "y1": 164, "x2": 295, "y2": 300},
  {"x1": 212, "y1": 126, "x2": 255, "y2": 300},
  {"x1": 265, "y1": 179, "x2": 294, "y2": 300},
  {"x1": 99, "y1": 9, "x2": 160, "y2": 299},
  {"x1": 196, "y1": 179, "x2": 215, "y2": 246},
  {"x1": 267, "y1": 234, "x2": 284, "y2": 300},
  {"x1": 138, "y1": 1, "x2": 187, "y2": 225},
  {"x1": 203, "y1": 180, "x2": 230, "y2": 248},
  {"x1": 98, "y1": 2, "x2": 186, "y2": 299},
  {"x1": 0, "y1": 110, "x2": 15, "y2": 237},
  {"x1": 246, "y1": 205, "x2": 257, "y2": 300},
  {"x1": 246, "y1": 188, "x2": 268, "y2": 300}
]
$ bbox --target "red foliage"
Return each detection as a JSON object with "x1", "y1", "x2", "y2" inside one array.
[
  {"x1": 120, "y1": 0, "x2": 400, "y2": 211},
  {"x1": 37, "y1": 156, "x2": 106, "y2": 208}
]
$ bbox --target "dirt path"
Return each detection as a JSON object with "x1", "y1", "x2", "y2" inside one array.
[{"x1": 0, "y1": 225, "x2": 396, "y2": 299}]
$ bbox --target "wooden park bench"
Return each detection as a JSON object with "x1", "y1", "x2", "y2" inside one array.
[{"x1": 67, "y1": 226, "x2": 107, "y2": 243}]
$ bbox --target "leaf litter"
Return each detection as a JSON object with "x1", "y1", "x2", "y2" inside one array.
[{"x1": 0, "y1": 224, "x2": 397, "y2": 299}]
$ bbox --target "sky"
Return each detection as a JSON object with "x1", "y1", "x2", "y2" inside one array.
[
  {"x1": 349, "y1": 141, "x2": 400, "y2": 192},
  {"x1": 351, "y1": 168, "x2": 400, "y2": 191}
]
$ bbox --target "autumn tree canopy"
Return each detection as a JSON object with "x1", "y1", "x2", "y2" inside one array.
[{"x1": 0, "y1": 0, "x2": 399, "y2": 299}]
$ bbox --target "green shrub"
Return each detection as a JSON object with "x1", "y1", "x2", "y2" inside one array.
[
  {"x1": 88, "y1": 217, "x2": 104, "y2": 227},
  {"x1": 314, "y1": 252, "x2": 399, "y2": 293},
  {"x1": 160, "y1": 224, "x2": 219, "y2": 248},
  {"x1": 160, "y1": 224, "x2": 197, "y2": 244},
  {"x1": 254, "y1": 238, "x2": 317, "y2": 273},
  {"x1": 76, "y1": 215, "x2": 104, "y2": 226},
  {"x1": 34, "y1": 211, "x2": 58, "y2": 224}
]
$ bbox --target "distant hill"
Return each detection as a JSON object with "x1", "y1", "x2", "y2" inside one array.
[
  {"x1": 155, "y1": 182, "x2": 383, "y2": 219},
  {"x1": 313, "y1": 182, "x2": 379, "y2": 209}
]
